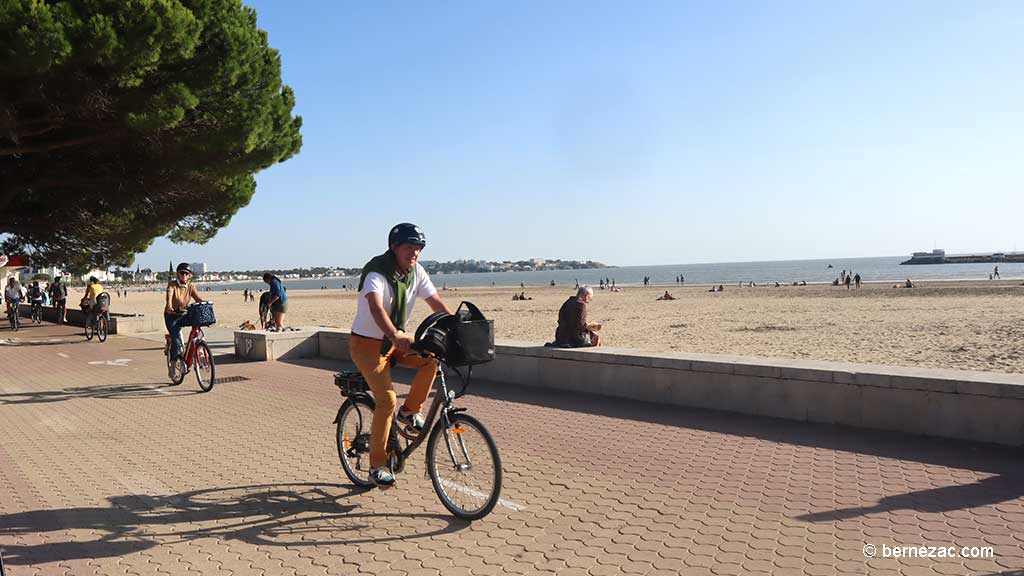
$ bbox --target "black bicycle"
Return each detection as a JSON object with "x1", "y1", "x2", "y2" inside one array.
[
  {"x1": 30, "y1": 300, "x2": 43, "y2": 324},
  {"x1": 6, "y1": 303, "x2": 19, "y2": 332},
  {"x1": 83, "y1": 295, "x2": 109, "y2": 340},
  {"x1": 333, "y1": 349, "x2": 502, "y2": 520}
]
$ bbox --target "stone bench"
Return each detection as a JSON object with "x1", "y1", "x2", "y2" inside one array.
[
  {"x1": 15, "y1": 304, "x2": 161, "y2": 334},
  {"x1": 233, "y1": 327, "x2": 1024, "y2": 446}
]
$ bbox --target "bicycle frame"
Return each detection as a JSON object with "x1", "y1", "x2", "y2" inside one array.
[{"x1": 360, "y1": 359, "x2": 474, "y2": 473}]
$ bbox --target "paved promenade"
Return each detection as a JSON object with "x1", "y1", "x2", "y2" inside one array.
[{"x1": 1, "y1": 323, "x2": 1022, "y2": 575}]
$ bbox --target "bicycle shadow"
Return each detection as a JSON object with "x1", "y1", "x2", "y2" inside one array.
[
  {"x1": 0, "y1": 482, "x2": 467, "y2": 566},
  {"x1": 0, "y1": 382, "x2": 202, "y2": 405}
]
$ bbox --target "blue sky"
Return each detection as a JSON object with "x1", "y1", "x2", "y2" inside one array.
[{"x1": 135, "y1": 0, "x2": 1024, "y2": 271}]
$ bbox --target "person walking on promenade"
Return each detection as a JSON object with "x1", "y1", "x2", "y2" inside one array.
[
  {"x1": 263, "y1": 273, "x2": 288, "y2": 331},
  {"x1": 349, "y1": 223, "x2": 452, "y2": 488},
  {"x1": 48, "y1": 276, "x2": 68, "y2": 323}
]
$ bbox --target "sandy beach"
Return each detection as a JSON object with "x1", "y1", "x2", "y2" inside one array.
[{"x1": 87, "y1": 280, "x2": 1024, "y2": 374}]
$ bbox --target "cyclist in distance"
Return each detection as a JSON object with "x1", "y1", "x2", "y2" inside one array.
[
  {"x1": 350, "y1": 223, "x2": 452, "y2": 488},
  {"x1": 48, "y1": 276, "x2": 68, "y2": 323},
  {"x1": 5, "y1": 277, "x2": 25, "y2": 319},
  {"x1": 79, "y1": 276, "x2": 105, "y2": 333},
  {"x1": 27, "y1": 281, "x2": 43, "y2": 322},
  {"x1": 164, "y1": 263, "x2": 205, "y2": 378}
]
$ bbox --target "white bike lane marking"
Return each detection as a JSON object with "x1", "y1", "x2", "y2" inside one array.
[
  {"x1": 438, "y1": 478, "x2": 526, "y2": 512},
  {"x1": 57, "y1": 352, "x2": 70, "y2": 358},
  {"x1": 87, "y1": 358, "x2": 133, "y2": 366}
]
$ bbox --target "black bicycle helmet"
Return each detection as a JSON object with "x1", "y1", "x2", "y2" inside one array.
[
  {"x1": 89, "y1": 276, "x2": 98, "y2": 283},
  {"x1": 176, "y1": 262, "x2": 193, "y2": 274},
  {"x1": 413, "y1": 311, "x2": 454, "y2": 359},
  {"x1": 388, "y1": 223, "x2": 426, "y2": 248}
]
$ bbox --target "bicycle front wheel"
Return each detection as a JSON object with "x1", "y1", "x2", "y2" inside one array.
[
  {"x1": 97, "y1": 316, "x2": 108, "y2": 342},
  {"x1": 194, "y1": 342, "x2": 215, "y2": 392},
  {"x1": 336, "y1": 396, "x2": 376, "y2": 488},
  {"x1": 426, "y1": 413, "x2": 503, "y2": 520},
  {"x1": 85, "y1": 317, "x2": 94, "y2": 340}
]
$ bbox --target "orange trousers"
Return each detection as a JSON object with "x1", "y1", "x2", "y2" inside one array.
[{"x1": 349, "y1": 333, "x2": 437, "y2": 468}]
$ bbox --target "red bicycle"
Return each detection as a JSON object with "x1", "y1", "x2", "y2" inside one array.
[{"x1": 164, "y1": 302, "x2": 217, "y2": 392}]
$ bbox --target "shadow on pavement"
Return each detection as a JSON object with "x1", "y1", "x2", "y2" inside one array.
[
  {"x1": 796, "y1": 474, "x2": 1024, "y2": 523},
  {"x1": 265, "y1": 356, "x2": 1024, "y2": 521},
  {"x1": 0, "y1": 382, "x2": 202, "y2": 405},
  {"x1": 0, "y1": 483, "x2": 467, "y2": 566},
  {"x1": 478, "y1": 377, "x2": 1024, "y2": 521}
]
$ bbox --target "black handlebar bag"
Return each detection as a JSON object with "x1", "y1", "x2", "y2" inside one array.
[{"x1": 446, "y1": 301, "x2": 495, "y2": 367}]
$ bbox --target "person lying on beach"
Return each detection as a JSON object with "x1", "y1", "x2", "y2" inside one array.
[
  {"x1": 546, "y1": 285, "x2": 601, "y2": 347},
  {"x1": 657, "y1": 291, "x2": 676, "y2": 301}
]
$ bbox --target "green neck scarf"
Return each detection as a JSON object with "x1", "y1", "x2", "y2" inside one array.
[{"x1": 358, "y1": 251, "x2": 415, "y2": 355}]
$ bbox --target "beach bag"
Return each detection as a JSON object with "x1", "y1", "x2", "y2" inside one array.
[
  {"x1": 96, "y1": 292, "x2": 111, "y2": 311},
  {"x1": 413, "y1": 301, "x2": 495, "y2": 366},
  {"x1": 446, "y1": 301, "x2": 495, "y2": 366},
  {"x1": 187, "y1": 301, "x2": 217, "y2": 326}
]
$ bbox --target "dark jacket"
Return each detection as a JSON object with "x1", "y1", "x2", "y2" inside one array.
[{"x1": 554, "y1": 296, "x2": 590, "y2": 347}]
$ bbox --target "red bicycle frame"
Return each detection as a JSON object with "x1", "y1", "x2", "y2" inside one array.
[{"x1": 165, "y1": 324, "x2": 204, "y2": 367}]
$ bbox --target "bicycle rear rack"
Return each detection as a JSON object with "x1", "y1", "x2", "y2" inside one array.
[{"x1": 334, "y1": 372, "x2": 369, "y2": 396}]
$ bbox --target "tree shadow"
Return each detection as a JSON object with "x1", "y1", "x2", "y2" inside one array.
[
  {"x1": 797, "y1": 475, "x2": 1024, "y2": 522},
  {"x1": 0, "y1": 483, "x2": 466, "y2": 566},
  {"x1": 0, "y1": 382, "x2": 202, "y2": 405},
  {"x1": 277, "y1": 356, "x2": 1024, "y2": 520}
]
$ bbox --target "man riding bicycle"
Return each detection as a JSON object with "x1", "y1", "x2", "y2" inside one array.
[
  {"x1": 28, "y1": 281, "x2": 44, "y2": 321},
  {"x1": 48, "y1": 276, "x2": 68, "y2": 323},
  {"x1": 80, "y1": 276, "x2": 105, "y2": 334},
  {"x1": 5, "y1": 277, "x2": 25, "y2": 319},
  {"x1": 350, "y1": 223, "x2": 452, "y2": 488},
  {"x1": 164, "y1": 263, "x2": 205, "y2": 378}
]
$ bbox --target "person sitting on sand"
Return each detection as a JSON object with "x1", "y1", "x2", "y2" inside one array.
[
  {"x1": 547, "y1": 285, "x2": 601, "y2": 347},
  {"x1": 512, "y1": 293, "x2": 519, "y2": 301},
  {"x1": 656, "y1": 290, "x2": 676, "y2": 301},
  {"x1": 520, "y1": 291, "x2": 531, "y2": 300},
  {"x1": 904, "y1": 278, "x2": 915, "y2": 289}
]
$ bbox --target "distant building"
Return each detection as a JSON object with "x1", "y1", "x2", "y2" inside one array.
[
  {"x1": 190, "y1": 262, "x2": 207, "y2": 275},
  {"x1": 80, "y1": 269, "x2": 112, "y2": 282}
]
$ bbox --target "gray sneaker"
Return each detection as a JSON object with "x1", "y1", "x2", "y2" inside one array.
[
  {"x1": 396, "y1": 407, "x2": 425, "y2": 432},
  {"x1": 370, "y1": 466, "x2": 395, "y2": 489}
]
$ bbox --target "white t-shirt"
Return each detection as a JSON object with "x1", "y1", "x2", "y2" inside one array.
[
  {"x1": 351, "y1": 262, "x2": 437, "y2": 339},
  {"x1": 5, "y1": 285, "x2": 24, "y2": 302}
]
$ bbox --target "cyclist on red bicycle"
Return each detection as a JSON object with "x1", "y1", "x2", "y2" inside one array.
[
  {"x1": 164, "y1": 263, "x2": 205, "y2": 377},
  {"x1": 350, "y1": 223, "x2": 453, "y2": 488}
]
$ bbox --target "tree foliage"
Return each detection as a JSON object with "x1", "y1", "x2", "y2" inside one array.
[{"x1": 0, "y1": 0, "x2": 302, "y2": 271}]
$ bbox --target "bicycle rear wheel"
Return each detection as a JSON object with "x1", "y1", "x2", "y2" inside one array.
[
  {"x1": 426, "y1": 413, "x2": 502, "y2": 520},
  {"x1": 97, "y1": 316, "x2": 108, "y2": 342},
  {"x1": 194, "y1": 342, "x2": 215, "y2": 392},
  {"x1": 335, "y1": 396, "x2": 376, "y2": 488}
]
